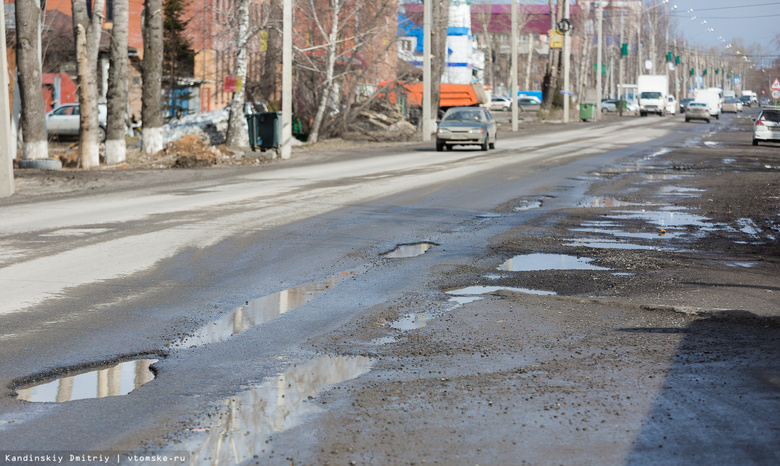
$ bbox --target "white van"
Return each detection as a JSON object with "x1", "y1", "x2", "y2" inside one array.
[
  {"x1": 694, "y1": 88, "x2": 722, "y2": 120},
  {"x1": 665, "y1": 95, "x2": 677, "y2": 115}
]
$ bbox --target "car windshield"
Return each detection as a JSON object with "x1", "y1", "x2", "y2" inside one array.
[
  {"x1": 760, "y1": 111, "x2": 780, "y2": 123},
  {"x1": 641, "y1": 92, "x2": 662, "y2": 99},
  {"x1": 689, "y1": 103, "x2": 706, "y2": 108},
  {"x1": 444, "y1": 110, "x2": 484, "y2": 122}
]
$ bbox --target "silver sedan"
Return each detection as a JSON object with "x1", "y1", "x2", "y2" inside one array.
[{"x1": 435, "y1": 107, "x2": 497, "y2": 152}]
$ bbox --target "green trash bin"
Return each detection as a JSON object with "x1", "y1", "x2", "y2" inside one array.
[
  {"x1": 246, "y1": 111, "x2": 283, "y2": 150},
  {"x1": 579, "y1": 103, "x2": 596, "y2": 121}
]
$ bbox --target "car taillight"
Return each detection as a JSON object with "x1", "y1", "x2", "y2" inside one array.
[{"x1": 755, "y1": 120, "x2": 764, "y2": 126}]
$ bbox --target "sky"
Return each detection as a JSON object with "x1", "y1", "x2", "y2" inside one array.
[{"x1": 669, "y1": 1, "x2": 780, "y2": 52}]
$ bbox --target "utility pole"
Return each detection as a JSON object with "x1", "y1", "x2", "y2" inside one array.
[
  {"x1": 422, "y1": 0, "x2": 432, "y2": 141},
  {"x1": 595, "y1": 1, "x2": 603, "y2": 121},
  {"x1": 562, "y1": 0, "x2": 571, "y2": 123},
  {"x1": 511, "y1": 0, "x2": 518, "y2": 131},
  {"x1": 1, "y1": 9, "x2": 15, "y2": 198},
  {"x1": 281, "y1": 0, "x2": 292, "y2": 159}
]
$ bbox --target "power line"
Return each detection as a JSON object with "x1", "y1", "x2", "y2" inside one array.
[
  {"x1": 673, "y1": 13, "x2": 780, "y2": 20},
  {"x1": 684, "y1": 2, "x2": 780, "y2": 11}
]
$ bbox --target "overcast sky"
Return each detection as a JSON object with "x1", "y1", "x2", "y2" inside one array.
[{"x1": 670, "y1": 0, "x2": 780, "y2": 53}]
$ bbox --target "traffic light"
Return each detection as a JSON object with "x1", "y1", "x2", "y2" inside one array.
[
  {"x1": 716, "y1": 69, "x2": 720, "y2": 75},
  {"x1": 667, "y1": 52, "x2": 672, "y2": 62},
  {"x1": 675, "y1": 56, "x2": 680, "y2": 65},
  {"x1": 621, "y1": 43, "x2": 628, "y2": 56},
  {"x1": 704, "y1": 69, "x2": 708, "y2": 76},
  {"x1": 690, "y1": 68, "x2": 695, "y2": 76}
]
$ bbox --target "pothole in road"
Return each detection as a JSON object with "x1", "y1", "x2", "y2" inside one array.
[
  {"x1": 182, "y1": 355, "x2": 373, "y2": 464},
  {"x1": 372, "y1": 296, "x2": 485, "y2": 345},
  {"x1": 173, "y1": 271, "x2": 358, "y2": 349},
  {"x1": 498, "y1": 254, "x2": 610, "y2": 272},
  {"x1": 14, "y1": 357, "x2": 158, "y2": 403},
  {"x1": 563, "y1": 238, "x2": 659, "y2": 250},
  {"x1": 448, "y1": 285, "x2": 557, "y2": 296},
  {"x1": 381, "y1": 242, "x2": 437, "y2": 258},
  {"x1": 577, "y1": 197, "x2": 646, "y2": 208}
]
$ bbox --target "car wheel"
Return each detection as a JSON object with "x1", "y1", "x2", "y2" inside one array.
[
  {"x1": 436, "y1": 141, "x2": 444, "y2": 152},
  {"x1": 716, "y1": 114, "x2": 720, "y2": 120},
  {"x1": 489, "y1": 141, "x2": 495, "y2": 150},
  {"x1": 706, "y1": 119, "x2": 710, "y2": 124},
  {"x1": 97, "y1": 126, "x2": 106, "y2": 143},
  {"x1": 503, "y1": 106, "x2": 510, "y2": 112},
  {"x1": 752, "y1": 139, "x2": 758, "y2": 146},
  {"x1": 601, "y1": 108, "x2": 607, "y2": 113},
  {"x1": 640, "y1": 112, "x2": 646, "y2": 117},
  {"x1": 481, "y1": 139, "x2": 489, "y2": 151},
  {"x1": 685, "y1": 118, "x2": 690, "y2": 123}
]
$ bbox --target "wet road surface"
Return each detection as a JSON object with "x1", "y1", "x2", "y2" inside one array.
[{"x1": 0, "y1": 111, "x2": 777, "y2": 464}]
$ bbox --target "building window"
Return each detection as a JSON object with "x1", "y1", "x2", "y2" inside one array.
[{"x1": 105, "y1": 0, "x2": 114, "y2": 21}]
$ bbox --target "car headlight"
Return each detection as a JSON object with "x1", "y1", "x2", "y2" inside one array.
[
  {"x1": 437, "y1": 127, "x2": 450, "y2": 134},
  {"x1": 469, "y1": 128, "x2": 484, "y2": 134}
]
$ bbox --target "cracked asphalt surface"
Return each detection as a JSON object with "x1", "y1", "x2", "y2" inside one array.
[{"x1": 1, "y1": 111, "x2": 778, "y2": 465}]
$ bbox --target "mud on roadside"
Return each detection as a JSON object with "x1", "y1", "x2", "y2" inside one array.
[{"x1": 282, "y1": 114, "x2": 780, "y2": 464}]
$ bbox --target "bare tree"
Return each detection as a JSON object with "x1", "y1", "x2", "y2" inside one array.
[
  {"x1": 431, "y1": 0, "x2": 449, "y2": 119},
  {"x1": 15, "y1": 0, "x2": 48, "y2": 160},
  {"x1": 294, "y1": 0, "x2": 397, "y2": 143},
  {"x1": 224, "y1": 0, "x2": 251, "y2": 147},
  {"x1": 105, "y1": 0, "x2": 129, "y2": 165},
  {"x1": 142, "y1": 0, "x2": 164, "y2": 154},
  {"x1": 541, "y1": 0, "x2": 562, "y2": 109},
  {"x1": 72, "y1": 0, "x2": 105, "y2": 168}
]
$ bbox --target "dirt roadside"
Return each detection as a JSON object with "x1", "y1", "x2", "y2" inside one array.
[{"x1": 238, "y1": 113, "x2": 779, "y2": 464}]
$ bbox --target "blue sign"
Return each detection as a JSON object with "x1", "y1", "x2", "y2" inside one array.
[
  {"x1": 560, "y1": 90, "x2": 573, "y2": 96},
  {"x1": 734, "y1": 77, "x2": 741, "y2": 87}
]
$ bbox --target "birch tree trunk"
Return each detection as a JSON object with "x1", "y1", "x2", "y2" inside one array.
[
  {"x1": 541, "y1": 0, "x2": 561, "y2": 110},
  {"x1": 142, "y1": 0, "x2": 164, "y2": 154},
  {"x1": 15, "y1": 0, "x2": 48, "y2": 160},
  {"x1": 307, "y1": 0, "x2": 342, "y2": 144},
  {"x1": 72, "y1": 0, "x2": 105, "y2": 168},
  {"x1": 225, "y1": 0, "x2": 251, "y2": 147},
  {"x1": 105, "y1": 0, "x2": 129, "y2": 165},
  {"x1": 524, "y1": 33, "x2": 533, "y2": 90}
]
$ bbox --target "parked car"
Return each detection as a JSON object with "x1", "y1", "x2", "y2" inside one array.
[
  {"x1": 684, "y1": 102, "x2": 710, "y2": 123},
  {"x1": 600, "y1": 99, "x2": 618, "y2": 112},
  {"x1": 489, "y1": 96, "x2": 511, "y2": 112},
  {"x1": 517, "y1": 97, "x2": 541, "y2": 112},
  {"x1": 436, "y1": 106, "x2": 497, "y2": 152},
  {"x1": 760, "y1": 97, "x2": 771, "y2": 107},
  {"x1": 46, "y1": 103, "x2": 107, "y2": 142},
  {"x1": 752, "y1": 106, "x2": 780, "y2": 146},
  {"x1": 723, "y1": 98, "x2": 742, "y2": 113},
  {"x1": 740, "y1": 96, "x2": 752, "y2": 107},
  {"x1": 680, "y1": 98, "x2": 694, "y2": 113}
]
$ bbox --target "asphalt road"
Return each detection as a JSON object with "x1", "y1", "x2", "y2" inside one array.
[{"x1": 0, "y1": 111, "x2": 777, "y2": 465}]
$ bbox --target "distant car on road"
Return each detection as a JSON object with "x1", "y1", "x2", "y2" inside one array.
[
  {"x1": 489, "y1": 96, "x2": 511, "y2": 112},
  {"x1": 685, "y1": 102, "x2": 710, "y2": 123},
  {"x1": 723, "y1": 98, "x2": 742, "y2": 114},
  {"x1": 680, "y1": 98, "x2": 694, "y2": 113},
  {"x1": 740, "y1": 96, "x2": 752, "y2": 107},
  {"x1": 665, "y1": 95, "x2": 678, "y2": 115},
  {"x1": 752, "y1": 106, "x2": 780, "y2": 146},
  {"x1": 436, "y1": 106, "x2": 497, "y2": 152},
  {"x1": 760, "y1": 97, "x2": 771, "y2": 107},
  {"x1": 46, "y1": 103, "x2": 107, "y2": 142}
]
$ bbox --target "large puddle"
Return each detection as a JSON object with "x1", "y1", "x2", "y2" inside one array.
[
  {"x1": 184, "y1": 356, "x2": 373, "y2": 464},
  {"x1": 175, "y1": 271, "x2": 357, "y2": 349},
  {"x1": 15, "y1": 358, "x2": 157, "y2": 403},
  {"x1": 448, "y1": 285, "x2": 556, "y2": 296},
  {"x1": 381, "y1": 242, "x2": 437, "y2": 258},
  {"x1": 498, "y1": 254, "x2": 609, "y2": 272}
]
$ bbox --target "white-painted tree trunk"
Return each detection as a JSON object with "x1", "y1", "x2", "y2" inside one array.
[
  {"x1": 142, "y1": 127, "x2": 163, "y2": 155},
  {"x1": 225, "y1": 0, "x2": 250, "y2": 148}
]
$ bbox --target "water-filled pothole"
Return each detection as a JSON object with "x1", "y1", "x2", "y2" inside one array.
[
  {"x1": 381, "y1": 242, "x2": 437, "y2": 258},
  {"x1": 449, "y1": 285, "x2": 557, "y2": 296},
  {"x1": 183, "y1": 356, "x2": 373, "y2": 464},
  {"x1": 174, "y1": 271, "x2": 357, "y2": 348},
  {"x1": 563, "y1": 238, "x2": 658, "y2": 250},
  {"x1": 498, "y1": 254, "x2": 610, "y2": 272},
  {"x1": 15, "y1": 358, "x2": 157, "y2": 403}
]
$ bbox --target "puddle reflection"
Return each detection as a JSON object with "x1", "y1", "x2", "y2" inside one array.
[
  {"x1": 381, "y1": 242, "x2": 437, "y2": 258},
  {"x1": 498, "y1": 254, "x2": 610, "y2": 272},
  {"x1": 175, "y1": 272, "x2": 356, "y2": 349},
  {"x1": 578, "y1": 197, "x2": 644, "y2": 208},
  {"x1": 390, "y1": 312, "x2": 435, "y2": 331},
  {"x1": 448, "y1": 285, "x2": 556, "y2": 296},
  {"x1": 564, "y1": 238, "x2": 657, "y2": 250},
  {"x1": 15, "y1": 358, "x2": 157, "y2": 403},
  {"x1": 185, "y1": 356, "x2": 373, "y2": 464}
]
